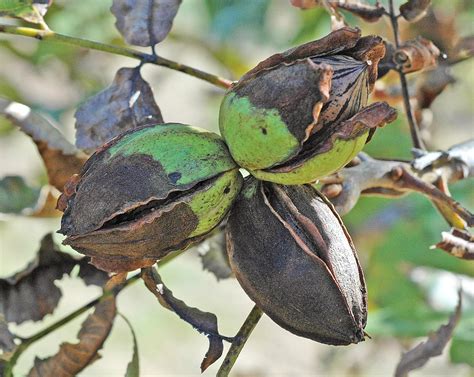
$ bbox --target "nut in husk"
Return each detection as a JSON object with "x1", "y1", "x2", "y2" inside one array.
[
  {"x1": 219, "y1": 27, "x2": 397, "y2": 184},
  {"x1": 58, "y1": 123, "x2": 243, "y2": 272},
  {"x1": 226, "y1": 178, "x2": 367, "y2": 345}
]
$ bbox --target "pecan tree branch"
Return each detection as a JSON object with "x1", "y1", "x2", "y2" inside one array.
[
  {"x1": 321, "y1": 140, "x2": 474, "y2": 226},
  {"x1": 0, "y1": 24, "x2": 233, "y2": 89},
  {"x1": 387, "y1": 0, "x2": 426, "y2": 149}
]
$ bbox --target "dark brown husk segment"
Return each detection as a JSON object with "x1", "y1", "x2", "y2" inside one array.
[{"x1": 226, "y1": 178, "x2": 367, "y2": 345}]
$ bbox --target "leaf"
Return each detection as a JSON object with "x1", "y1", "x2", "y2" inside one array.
[
  {"x1": 290, "y1": 0, "x2": 385, "y2": 22},
  {"x1": 0, "y1": 315, "x2": 15, "y2": 355},
  {"x1": 0, "y1": 234, "x2": 109, "y2": 324},
  {"x1": 27, "y1": 295, "x2": 117, "y2": 377},
  {"x1": 412, "y1": 139, "x2": 474, "y2": 179},
  {"x1": 111, "y1": 0, "x2": 182, "y2": 47},
  {"x1": 394, "y1": 290, "x2": 462, "y2": 377},
  {"x1": 0, "y1": 0, "x2": 52, "y2": 24},
  {"x1": 433, "y1": 229, "x2": 474, "y2": 260},
  {"x1": 0, "y1": 176, "x2": 41, "y2": 214},
  {"x1": 197, "y1": 231, "x2": 233, "y2": 281},
  {"x1": 399, "y1": 0, "x2": 431, "y2": 23},
  {"x1": 142, "y1": 267, "x2": 227, "y2": 372},
  {"x1": 77, "y1": 258, "x2": 110, "y2": 287},
  {"x1": 452, "y1": 35, "x2": 474, "y2": 62},
  {"x1": 74, "y1": 67, "x2": 163, "y2": 153},
  {"x1": 0, "y1": 177, "x2": 62, "y2": 217},
  {"x1": 394, "y1": 37, "x2": 440, "y2": 74},
  {"x1": 0, "y1": 98, "x2": 88, "y2": 191},
  {"x1": 0, "y1": 234, "x2": 76, "y2": 324},
  {"x1": 415, "y1": 66, "x2": 455, "y2": 110},
  {"x1": 119, "y1": 314, "x2": 139, "y2": 377}
]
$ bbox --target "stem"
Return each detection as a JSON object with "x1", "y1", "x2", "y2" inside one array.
[
  {"x1": 217, "y1": 305, "x2": 264, "y2": 377},
  {"x1": 387, "y1": 0, "x2": 425, "y2": 150},
  {"x1": 0, "y1": 24, "x2": 233, "y2": 89}
]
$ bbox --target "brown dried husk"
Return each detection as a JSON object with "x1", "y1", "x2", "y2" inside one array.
[{"x1": 226, "y1": 178, "x2": 367, "y2": 345}]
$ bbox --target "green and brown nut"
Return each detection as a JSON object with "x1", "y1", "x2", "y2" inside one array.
[
  {"x1": 58, "y1": 123, "x2": 243, "y2": 272},
  {"x1": 226, "y1": 178, "x2": 367, "y2": 345},
  {"x1": 219, "y1": 27, "x2": 397, "y2": 184}
]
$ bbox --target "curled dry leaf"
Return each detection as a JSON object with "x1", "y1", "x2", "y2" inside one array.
[
  {"x1": 290, "y1": 0, "x2": 385, "y2": 22},
  {"x1": 197, "y1": 230, "x2": 233, "y2": 281},
  {"x1": 0, "y1": 98, "x2": 87, "y2": 191},
  {"x1": 142, "y1": 267, "x2": 227, "y2": 372},
  {"x1": 0, "y1": 234, "x2": 108, "y2": 324},
  {"x1": 399, "y1": 0, "x2": 432, "y2": 22},
  {"x1": 394, "y1": 37, "x2": 440, "y2": 74},
  {"x1": 412, "y1": 139, "x2": 474, "y2": 179},
  {"x1": 433, "y1": 229, "x2": 474, "y2": 260},
  {"x1": 394, "y1": 290, "x2": 462, "y2": 377},
  {"x1": 75, "y1": 67, "x2": 163, "y2": 153},
  {"x1": 0, "y1": 234, "x2": 76, "y2": 324},
  {"x1": 415, "y1": 66, "x2": 455, "y2": 111},
  {"x1": 111, "y1": 0, "x2": 182, "y2": 47},
  {"x1": 28, "y1": 295, "x2": 117, "y2": 377},
  {"x1": 452, "y1": 35, "x2": 474, "y2": 62},
  {"x1": 0, "y1": 0, "x2": 52, "y2": 24}
]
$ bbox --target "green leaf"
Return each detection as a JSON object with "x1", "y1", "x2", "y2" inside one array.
[
  {"x1": 0, "y1": 0, "x2": 51, "y2": 24},
  {"x1": 120, "y1": 314, "x2": 140, "y2": 377},
  {"x1": 0, "y1": 176, "x2": 41, "y2": 214}
]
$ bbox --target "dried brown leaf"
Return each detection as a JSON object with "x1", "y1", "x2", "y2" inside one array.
[
  {"x1": 0, "y1": 234, "x2": 109, "y2": 324},
  {"x1": 0, "y1": 98, "x2": 87, "y2": 191},
  {"x1": 74, "y1": 67, "x2": 163, "y2": 153},
  {"x1": 0, "y1": 234, "x2": 76, "y2": 324},
  {"x1": 290, "y1": 0, "x2": 385, "y2": 22},
  {"x1": 142, "y1": 267, "x2": 226, "y2": 372},
  {"x1": 111, "y1": 0, "x2": 182, "y2": 47},
  {"x1": 399, "y1": 0, "x2": 431, "y2": 22},
  {"x1": 412, "y1": 139, "x2": 474, "y2": 179},
  {"x1": 394, "y1": 37, "x2": 440, "y2": 74},
  {"x1": 394, "y1": 290, "x2": 462, "y2": 377},
  {"x1": 28, "y1": 295, "x2": 117, "y2": 377},
  {"x1": 415, "y1": 66, "x2": 455, "y2": 110},
  {"x1": 197, "y1": 231, "x2": 233, "y2": 281},
  {"x1": 452, "y1": 35, "x2": 474, "y2": 63},
  {"x1": 433, "y1": 229, "x2": 474, "y2": 260},
  {"x1": 0, "y1": 315, "x2": 15, "y2": 355}
]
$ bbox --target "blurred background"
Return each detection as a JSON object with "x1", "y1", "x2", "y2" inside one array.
[{"x1": 0, "y1": 0, "x2": 473, "y2": 376}]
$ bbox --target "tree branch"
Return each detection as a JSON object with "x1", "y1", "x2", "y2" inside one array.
[
  {"x1": 217, "y1": 305, "x2": 264, "y2": 377},
  {"x1": 321, "y1": 140, "x2": 474, "y2": 227},
  {"x1": 0, "y1": 24, "x2": 233, "y2": 90},
  {"x1": 387, "y1": 0, "x2": 426, "y2": 149}
]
